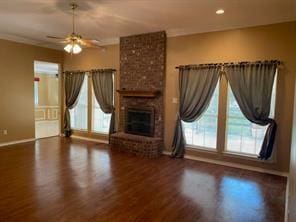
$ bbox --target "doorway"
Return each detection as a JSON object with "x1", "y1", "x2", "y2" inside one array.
[{"x1": 34, "y1": 61, "x2": 60, "y2": 139}]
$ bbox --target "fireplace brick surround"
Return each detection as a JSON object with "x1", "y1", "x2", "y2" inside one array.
[{"x1": 110, "y1": 31, "x2": 166, "y2": 158}]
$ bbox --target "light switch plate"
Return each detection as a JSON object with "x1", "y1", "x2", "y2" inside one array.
[{"x1": 172, "y1": 98, "x2": 178, "y2": 103}]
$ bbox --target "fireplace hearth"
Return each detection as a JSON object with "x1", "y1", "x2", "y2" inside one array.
[{"x1": 125, "y1": 107, "x2": 154, "y2": 137}]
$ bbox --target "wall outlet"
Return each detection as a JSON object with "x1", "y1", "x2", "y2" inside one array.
[
  {"x1": 3, "y1": 130, "x2": 7, "y2": 135},
  {"x1": 172, "y1": 98, "x2": 178, "y2": 104}
]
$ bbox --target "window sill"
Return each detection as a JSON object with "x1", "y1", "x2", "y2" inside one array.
[
  {"x1": 185, "y1": 145, "x2": 217, "y2": 154},
  {"x1": 72, "y1": 129, "x2": 88, "y2": 133},
  {"x1": 91, "y1": 131, "x2": 109, "y2": 136},
  {"x1": 223, "y1": 151, "x2": 274, "y2": 163}
]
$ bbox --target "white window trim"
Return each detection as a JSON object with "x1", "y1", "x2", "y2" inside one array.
[
  {"x1": 70, "y1": 75, "x2": 88, "y2": 131},
  {"x1": 222, "y1": 150, "x2": 275, "y2": 163},
  {"x1": 186, "y1": 145, "x2": 218, "y2": 153}
]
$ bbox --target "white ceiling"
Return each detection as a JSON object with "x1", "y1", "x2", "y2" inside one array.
[{"x1": 0, "y1": 0, "x2": 295, "y2": 50}]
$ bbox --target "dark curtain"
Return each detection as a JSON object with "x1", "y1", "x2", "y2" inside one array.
[
  {"x1": 171, "y1": 66, "x2": 220, "y2": 158},
  {"x1": 224, "y1": 61, "x2": 278, "y2": 160},
  {"x1": 92, "y1": 69, "x2": 115, "y2": 141},
  {"x1": 64, "y1": 71, "x2": 85, "y2": 137}
]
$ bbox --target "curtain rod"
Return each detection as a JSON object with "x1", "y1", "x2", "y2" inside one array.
[
  {"x1": 175, "y1": 60, "x2": 282, "y2": 69},
  {"x1": 63, "y1": 68, "x2": 116, "y2": 74}
]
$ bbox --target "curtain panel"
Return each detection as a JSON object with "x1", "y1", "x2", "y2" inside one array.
[
  {"x1": 63, "y1": 71, "x2": 85, "y2": 137},
  {"x1": 91, "y1": 69, "x2": 115, "y2": 140},
  {"x1": 224, "y1": 61, "x2": 278, "y2": 160},
  {"x1": 171, "y1": 66, "x2": 220, "y2": 158}
]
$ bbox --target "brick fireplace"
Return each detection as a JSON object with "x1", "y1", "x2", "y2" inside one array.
[{"x1": 110, "y1": 31, "x2": 166, "y2": 158}]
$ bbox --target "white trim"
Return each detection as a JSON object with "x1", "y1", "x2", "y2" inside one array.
[
  {"x1": 0, "y1": 33, "x2": 119, "y2": 49},
  {"x1": 223, "y1": 150, "x2": 258, "y2": 159},
  {"x1": 186, "y1": 146, "x2": 218, "y2": 154},
  {"x1": 222, "y1": 151, "x2": 275, "y2": 163},
  {"x1": 0, "y1": 138, "x2": 36, "y2": 147},
  {"x1": 52, "y1": 109, "x2": 58, "y2": 120},
  {"x1": 35, "y1": 109, "x2": 46, "y2": 121},
  {"x1": 0, "y1": 33, "x2": 62, "y2": 50},
  {"x1": 285, "y1": 176, "x2": 289, "y2": 222},
  {"x1": 71, "y1": 135, "x2": 109, "y2": 144},
  {"x1": 47, "y1": 109, "x2": 51, "y2": 119},
  {"x1": 162, "y1": 151, "x2": 288, "y2": 177},
  {"x1": 35, "y1": 106, "x2": 59, "y2": 108},
  {"x1": 91, "y1": 130, "x2": 109, "y2": 135}
]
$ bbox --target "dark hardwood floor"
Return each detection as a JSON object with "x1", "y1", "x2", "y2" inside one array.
[{"x1": 0, "y1": 137, "x2": 286, "y2": 222}]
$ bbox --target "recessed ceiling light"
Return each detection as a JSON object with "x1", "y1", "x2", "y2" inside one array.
[{"x1": 216, "y1": 9, "x2": 225, "y2": 15}]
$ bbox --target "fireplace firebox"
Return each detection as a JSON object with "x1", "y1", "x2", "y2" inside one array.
[{"x1": 125, "y1": 107, "x2": 154, "y2": 137}]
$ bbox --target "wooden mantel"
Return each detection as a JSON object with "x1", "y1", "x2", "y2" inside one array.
[{"x1": 117, "y1": 89, "x2": 161, "y2": 98}]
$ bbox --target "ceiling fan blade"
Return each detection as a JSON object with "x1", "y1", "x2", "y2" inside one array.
[
  {"x1": 81, "y1": 36, "x2": 102, "y2": 42},
  {"x1": 46, "y1": 35, "x2": 65, "y2": 40},
  {"x1": 80, "y1": 39, "x2": 106, "y2": 50},
  {"x1": 85, "y1": 38, "x2": 101, "y2": 43},
  {"x1": 56, "y1": 40, "x2": 69, "y2": 44}
]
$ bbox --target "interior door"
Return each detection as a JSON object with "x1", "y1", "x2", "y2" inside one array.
[{"x1": 34, "y1": 61, "x2": 60, "y2": 139}]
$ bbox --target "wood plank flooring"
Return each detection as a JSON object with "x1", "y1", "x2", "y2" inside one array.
[{"x1": 0, "y1": 137, "x2": 286, "y2": 222}]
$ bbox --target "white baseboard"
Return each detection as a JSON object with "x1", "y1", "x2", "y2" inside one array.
[
  {"x1": 70, "y1": 135, "x2": 109, "y2": 144},
  {"x1": 285, "y1": 176, "x2": 290, "y2": 222},
  {"x1": 162, "y1": 151, "x2": 288, "y2": 177},
  {"x1": 0, "y1": 138, "x2": 36, "y2": 147}
]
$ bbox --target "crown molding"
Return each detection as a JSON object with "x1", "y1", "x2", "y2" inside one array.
[
  {"x1": 166, "y1": 19, "x2": 296, "y2": 38},
  {"x1": 1, "y1": 20, "x2": 295, "y2": 50},
  {"x1": 0, "y1": 32, "x2": 120, "y2": 49},
  {"x1": 0, "y1": 32, "x2": 63, "y2": 50}
]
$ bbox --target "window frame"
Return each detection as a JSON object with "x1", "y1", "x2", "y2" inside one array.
[
  {"x1": 183, "y1": 80, "x2": 220, "y2": 151},
  {"x1": 70, "y1": 74, "x2": 88, "y2": 131},
  {"x1": 91, "y1": 74, "x2": 115, "y2": 135},
  {"x1": 91, "y1": 89, "x2": 112, "y2": 134},
  {"x1": 224, "y1": 72, "x2": 277, "y2": 158},
  {"x1": 183, "y1": 70, "x2": 278, "y2": 160}
]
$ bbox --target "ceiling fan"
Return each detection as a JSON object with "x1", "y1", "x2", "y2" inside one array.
[{"x1": 47, "y1": 2, "x2": 105, "y2": 54}]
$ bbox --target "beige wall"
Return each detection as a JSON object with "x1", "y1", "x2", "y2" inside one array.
[
  {"x1": 63, "y1": 45, "x2": 119, "y2": 140},
  {"x1": 35, "y1": 73, "x2": 59, "y2": 106},
  {"x1": 0, "y1": 39, "x2": 63, "y2": 143},
  {"x1": 63, "y1": 22, "x2": 296, "y2": 172}
]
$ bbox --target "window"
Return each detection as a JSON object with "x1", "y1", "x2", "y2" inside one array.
[
  {"x1": 225, "y1": 76, "x2": 277, "y2": 156},
  {"x1": 34, "y1": 81, "x2": 39, "y2": 105},
  {"x1": 70, "y1": 75, "x2": 88, "y2": 130},
  {"x1": 92, "y1": 94, "x2": 111, "y2": 134},
  {"x1": 183, "y1": 82, "x2": 219, "y2": 149}
]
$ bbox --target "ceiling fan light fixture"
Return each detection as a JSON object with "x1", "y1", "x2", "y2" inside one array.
[
  {"x1": 64, "y1": 43, "x2": 73, "y2": 53},
  {"x1": 48, "y1": 3, "x2": 103, "y2": 54},
  {"x1": 64, "y1": 42, "x2": 82, "y2": 54},
  {"x1": 72, "y1": 43, "x2": 82, "y2": 54}
]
